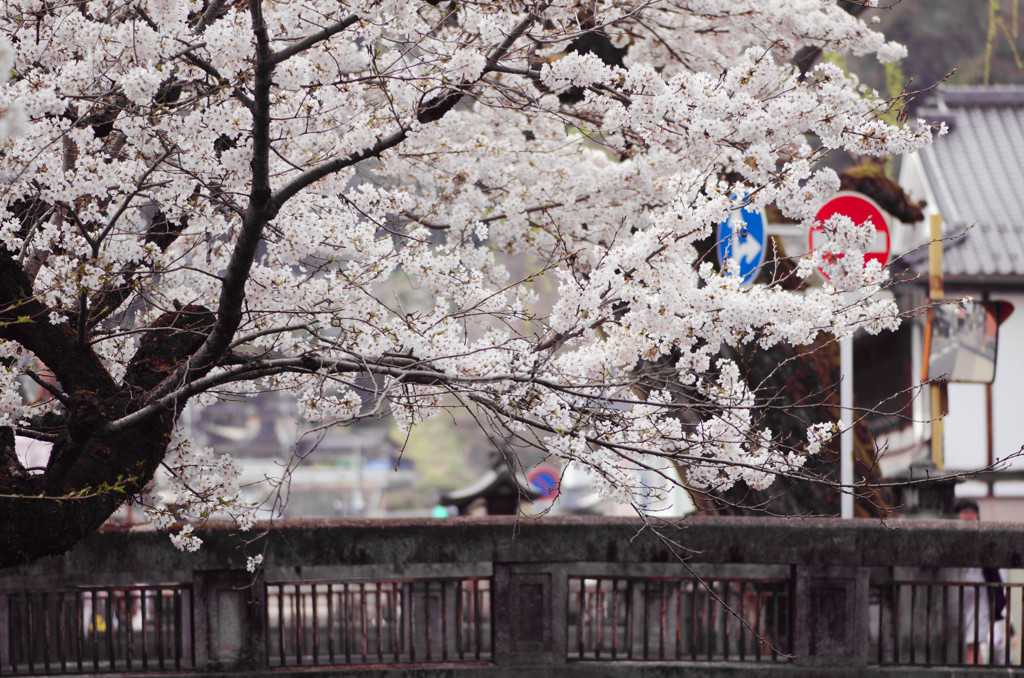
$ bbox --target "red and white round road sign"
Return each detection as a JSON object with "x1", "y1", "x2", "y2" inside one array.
[{"x1": 808, "y1": 192, "x2": 891, "y2": 279}]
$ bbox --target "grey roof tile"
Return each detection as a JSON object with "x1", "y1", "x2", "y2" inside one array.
[{"x1": 914, "y1": 86, "x2": 1024, "y2": 281}]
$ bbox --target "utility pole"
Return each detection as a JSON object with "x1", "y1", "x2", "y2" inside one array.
[{"x1": 926, "y1": 213, "x2": 946, "y2": 469}]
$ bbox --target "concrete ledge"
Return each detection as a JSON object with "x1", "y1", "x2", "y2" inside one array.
[{"x1": 4, "y1": 515, "x2": 1024, "y2": 578}]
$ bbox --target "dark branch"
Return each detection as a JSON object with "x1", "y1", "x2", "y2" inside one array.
[
  {"x1": 269, "y1": 5, "x2": 544, "y2": 216},
  {"x1": 268, "y1": 14, "x2": 360, "y2": 65}
]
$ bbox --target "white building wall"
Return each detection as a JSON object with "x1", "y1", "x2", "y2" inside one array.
[
  {"x1": 991, "y1": 291, "x2": 1024, "y2": 468},
  {"x1": 897, "y1": 154, "x2": 1024, "y2": 475},
  {"x1": 944, "y1": 291, "x2": 1024, "y2": 471}
]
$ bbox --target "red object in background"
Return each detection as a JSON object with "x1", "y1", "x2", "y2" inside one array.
[{"x1": 808, "y1": 192, "x2": 891, "y2": 279}]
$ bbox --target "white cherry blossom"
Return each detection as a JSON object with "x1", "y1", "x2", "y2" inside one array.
[{"x1": 0, "y1": 0, "x2": 940, "y2": 549}]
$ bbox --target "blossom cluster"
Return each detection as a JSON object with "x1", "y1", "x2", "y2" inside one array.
[
  {"x1": 0, "y1": 0, "x2": 939, "y2": 525},
  {"x1": 138, "y1": 430, "x2": 259, "y2": 550}
]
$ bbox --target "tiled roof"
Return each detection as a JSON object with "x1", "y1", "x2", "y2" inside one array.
[{"x1": 914, "y1": 85, "x2": 1024, "y2": 280}]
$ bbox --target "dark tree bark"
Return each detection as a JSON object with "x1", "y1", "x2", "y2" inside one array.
[
  {"x1": 687, "y1": 336, "x2": 894, "y2": 518},
  {"x1": 683, "y1": 164, "x2": 924, "y2": 518},
  {"x1": 0, "y1": 0, "x2": 542, "y2": 570},
  {"x1": 0, "y1": 302, "x2": 215, "y2": 568}
]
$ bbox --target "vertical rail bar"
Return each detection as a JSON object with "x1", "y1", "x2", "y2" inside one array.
[
  {"x1": 642, "y1": 580, "x2": 649, "y2": 660},
  {"x1": 589, "y1": 580, "x2": 596, "y2": 657},
  {"x1": 343, "y1": 583, "x2": 351, "y2": 665},
  {"x1": 741, "y1": 581, "x2": 749, "y2": 659},
  {"x1": 59, "y1": 594, "x2": 69, "y2": 671},
  {"x1": 295, "y1": 584, "x2": 303, "y2": 666},
  {"x1": 86, "y1": 591, "x2": 95, "y2": 671},
  {"x1": 1018, "y1": 583, "x2": 1023, "y2": 669},
  {"x1": 58, "y1": 592, "x2": 67, "y2": 673},
  {"x1": 579, "y1": 580, "x2": 586, "y2": 656},
  {"x1": 155, "y1": 589, "x2": 164, "y2": 671},
  {"x1": 106, "y1": 590, "x2": 115, "y2": 671},
  {"x1": 173, "y1": 588, "x2": 182, "y2": 671},
  {"x1": 705, "y1": 584, "x2": 713, "y2": 660},
  {"x1": 988, "y1": 583, "x2": 996, "y2": 667},
  {"x1": 391, "y1": 585, "x2": 400, "y2": 662},
  {"x1": 784, "y1": 579, "x2": 792, "y2": 661},
  {"x1": 925, "y1": 584, "x2": 932, "y2": 665},
  {"x1": 441, "y1": 581, "x2": 448, "y2": 662},
  {"x1": 877, "y1": 585, "x2": 885, "y2": 664},
  {"x1": 576, "y1": 578, "x2": 584, "y2": 658},
  {"x1": 456, "y1": 581, "x2": 463, "y2": 661},
  {"x1": 755, "y1": 590, "x2": 764, "y2": 663},
  {"x1": 771, "y1": 587, "x2": 780, "y2": 661},
  {"x1": 958, "y1": 584, "x2": 964, "y2": 665},
  {"x1": 408, "y1": 582, "x2": 415, "y2": 663},
  {"x1": 126, "y1": 589, "x2": 134, "y2": 672},
  {"x1": 942, "y1": 584, "x2": 948, "y2": 666},
  {"x1": 893, "y1": 583, "x2": 901, "y2": 665},
  {"x1": 276, "y1": 585, "x2": 285, "y2": 666},
  {"x1": 6, "y1": 593, "x2": 13, "y2": 674},
  {"x1": 626, "y1": 580, "x2": 633, "y2": 660},
  {"x1": 973, "y1": 583, "x2": 980, "y2": 665},
  {"x1": 474, "y1": 579, "x2": 482, "y2": 661},
  {"x1": 26, "y1": 594, "x2": 35, "y2": 674},
  {"x1": 487, "y1": 579, "x2": 494, "y2": 659},
  {"x1": 659, "y1": 580, "x2": 666, "y2": 660},
  {"x1": 721, "y1": 583, "x2": 729, "y2": 661},
  {"x1": 189, "y1": 587, "x2": 196, "y2": 669},
  {"x1": 596, "y1": 578, "x2": 602, "y2": 659},
  {"x1": 613, "y1": 579, "x2": 620, "y2": 659},
  {"x1": 312, "y1": 584, "x2": 319, "y2": 665},
  {"x1": 1003, "y1": 581, "x2": 1011, "y2": 667},
  {"x1": 377, "y1": 583, "x2": 384, "y2": 663},
  {"x1": 264, "y1": 585, "x2": 270, "y2": 668},
  {"x1": 909, "y1": 584, "x2": 917, "y2": 665},
  {"x1": 10, "y1": 593, "x2": 19, "y2": 674},
  {"x1": 42, "y1": 592, "x2": 51, "y2": 674},
  {"x1": 1005, "y1": 582, "x2": 1012, "y2": 666},
  {"x1": 2, "y1": 592, "x2": 8, "y2": 674},
  {"x1": 359, "y1": 583, "x2": 368, "y2": 663},
  {"x1": 675, "y1": 580, "x2": 683, "y2": 660},
  {"x1": 76, "y1": 592, "x2": 84, "y2": 673},
  {"x1": 141, "y1": 589, "x2": 148, "y2": 670},
  {"x1": 690, "y1": 581, "x2": 698, "y2": 661},
  {"x1": 327, "y1": 584, "x2": 334, "y2": 664},
  {"x1": 425, "y1": 581, "x2": 432, "y2": 662}
]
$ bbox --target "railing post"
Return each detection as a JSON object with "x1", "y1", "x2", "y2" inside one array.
[
  {"x1": 792, "y1": 564, "x2": 870, "y2": 666},
  {"x1": 0, "y1": 591, "x2": 8, "y2": 671},
  {"x1": 192, "y1": 569, "x2": 267, "y2": 671},
  {"x1": 492, "y1": 564, "x2": 567, "y2": 666}
]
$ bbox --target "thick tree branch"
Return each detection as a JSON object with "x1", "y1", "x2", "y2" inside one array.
[
  {"x1": 269, "y1": 6, "x2": 544, "y2": 216},
  {"x1": 0, "y1": 253, "x2": 117, "y2": 394},
  {"x1": 268, "y1": 14, "x2": 360, "y2": 65},
  {"x1": 140, "y1": 0, "x2": 276, "y2": 406},
  {"x1": 192, "y1": 0, "x2": 227, "y2": 33}
]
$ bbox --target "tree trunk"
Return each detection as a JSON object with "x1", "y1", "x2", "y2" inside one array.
[{"x1": 0, "y1": 306, "x2": 213, "y2": 569}]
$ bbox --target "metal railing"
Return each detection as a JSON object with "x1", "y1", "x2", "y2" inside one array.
[
  {"x1": 5, "y1": 517, "x2": 1024, "y2": 676},
  {"x1": 872, "y1": 577, "x2": 1023, "y2": 667},
  {"x1": 567, "y1": 575, "x2": 792, "y2": 662},
  {"x1": 1, "y1": 585, "x2": 193, "y2": 675},
  {"x1": 266, "y1": 577, "x2": 492, "y2": 666}
]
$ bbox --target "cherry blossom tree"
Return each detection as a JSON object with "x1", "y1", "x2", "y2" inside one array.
[{"x1": 0, "y1": 0, "x2": 939, "y2": 567}]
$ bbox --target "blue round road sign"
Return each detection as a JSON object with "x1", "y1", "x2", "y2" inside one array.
[
  {"x1": 528, "y1": 467, "x2": 560, "y2": 501},
  {"x1": 716, "y1": 200, "x2": 768, "y2": 287}
]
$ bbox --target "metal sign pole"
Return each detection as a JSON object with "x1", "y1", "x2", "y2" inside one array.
[
  {"x1": 928, "y1": 214, "x2": 945, "y2": 470},
  {"x1": 841, "y1": 329, "x2": 854, "y2": 519}
]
